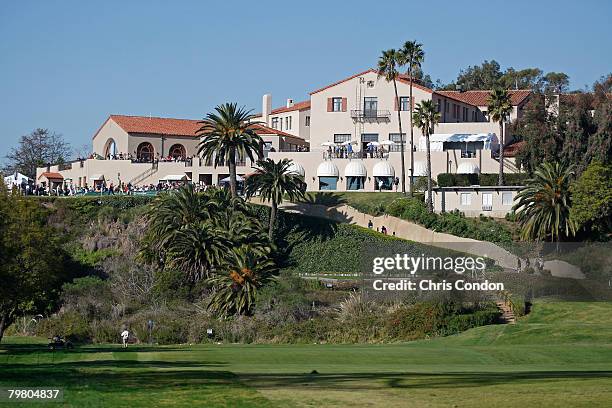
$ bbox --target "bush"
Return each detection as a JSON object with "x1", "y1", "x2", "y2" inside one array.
[
  {"x1": 443, "y1": 309, "x2": 500, "y2": 334},
  {"x1": 36, "y1": 311, "x2": 92, "y2": 343},
  {"x1": 386, "y1": 198, "x2": 513, "y2": 243},
  {"x1": 437, "y1": 173, "x2": 479, "y2": 187}
]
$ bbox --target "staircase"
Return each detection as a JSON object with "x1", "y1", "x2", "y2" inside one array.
[
  {"x1": 128, "y1": 162, "x2": 158, "y2": 185},
  {"x1": 496, "y1": 301, "x2": 517, "y2": 324}
]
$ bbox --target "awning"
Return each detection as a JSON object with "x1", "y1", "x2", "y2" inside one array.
[
  {"x1": 419, "y1": 133, "x2": 499, "y2": 151},
  {"x1": 160, "y1": 174, "x2": 188, "y2": 181},
  {"x1": 373, "y1": 161, "x2": 395, "y2": 177},
  {"x1": 344, "y1": 161, "x2": 367, "y2": 177},
  {"x1": 89, "y1": 174, "x2": 104, "y2": 181},
  {"x1": 316, "y1": 161, "x2": 339, "y2": 177},
  {"x1": 287, "y1": 162, "x2": 305, "y2": 177}
]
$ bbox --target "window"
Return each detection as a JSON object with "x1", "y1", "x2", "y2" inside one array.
[
  {"x1": 305, "y1": 116, "x2": 310, "y2": 126},
  {"x1": 361, "y1": 133, "x2": 379, "y2": 142},
  {"x1": 334, "y1": 134, "x2": 351, "y2": 144},
  {"x1": 389, "y1": 133, "x2": 405, "y2": 152},
  {"x1": 445, "y1": 100, "x2": 449, "y2": 112},
  {"x1": 399, "y1": 96, "x2": 410, "y2": 111},
  {"x1": 482, "y1": 193, "x2": 493, "y2": 210},
  {"x1": 463, "y1": 107, "x2": 468, "y2": 121},
  {"x1": 271, "y1": 117, "x2": 279, "y2": 129},
  {"x1": 346, "y1": 176, "x2": 365, "y2": 190},
  {"x1": 364, "y1": 97, "x2": 378, "y2": 117},
  {"x1": 136, "y1": 142, "x2": 154, "y2": 161},
  {"x1": 502, "y1": 192, "x2": 513, "y2": 205},
  {"x1": 460, "y1": 193, "x2": 472, "y2": 206},
  {"x1": 375, "y1": 176, "x2": 393, "y2": 190},
  {"x1": 169, "y1": 144, "x2": 186, "y2": 159},
  {"x1": 367, "y1": 80, "x2": 375, "y2": 88},
  {"x1": 332, "y1": 97, "x2": 343, "y2": 112},
  {"x1": 436, "y1": 99, "x2": 441, "y2": 112},
  {"x1": 319, "y1": 176, "x2": 337, "y2": 190},
  {"x1": 285, "y1": 116, "x2": 291, "y2": 130}
]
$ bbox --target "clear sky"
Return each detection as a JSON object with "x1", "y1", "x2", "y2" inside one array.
[{"x1": 1, "y1": 0, "x2": 611, "y2": 158}]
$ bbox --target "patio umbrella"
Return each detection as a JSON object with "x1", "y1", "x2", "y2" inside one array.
[
  {"x1": 380, "y1": 140, "x2": 396, "y2": 146},
  {"x1": 220, "y1": 175, "x2": 244, "y2": 182},
  {"x1": 321, "y1": 142, "x2": 336, "y2": 147},
  {"x1": 367, "y1": 141, "x2": 380, "y2": 147},
  {"x1": 341, "y1": 140, "x2": 356, "y2": 146}
]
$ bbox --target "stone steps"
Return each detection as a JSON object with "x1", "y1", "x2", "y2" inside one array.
[{"x1": 496, "y1": 301, "x2": 517, "y2": 324}]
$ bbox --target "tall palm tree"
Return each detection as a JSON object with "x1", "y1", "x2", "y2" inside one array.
[
  {"x1": 512, "y1": 162, "x2": 577, "y2": 248},
  {"x1": 413, "y1": 100, "x2": 441, "y2": 213},
  {"x1": 245, "y1": 158, "x2": 305, "y2": 238},
  {"x1": 377, "y1": 49, "x2": 406, "y2": 193},
  {"x1": 197, "y1": 103, "x2": 264, "y2": 197},
  {"x1": 487, "y1": 89, "x2": 513, "y2": 185},
  {"x1": 399, "y1": 40, "x2": 425, "y2": 195}
]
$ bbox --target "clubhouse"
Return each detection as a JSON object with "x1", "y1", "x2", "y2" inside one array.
[{"x1": 36, "y1": 69, "x2": 531, "y2": 197}]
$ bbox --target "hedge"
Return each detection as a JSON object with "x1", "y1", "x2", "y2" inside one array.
[
  {"x1": 437, "y1": 173, "x2": 528, "y2": 187},
  {"x1": 386, "y1": 197, "x2": 513, "y2": 243}
]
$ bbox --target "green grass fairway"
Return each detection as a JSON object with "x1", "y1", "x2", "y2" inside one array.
[{"x1": 2, "y1": 302, "x2": 612, "y2": 407}]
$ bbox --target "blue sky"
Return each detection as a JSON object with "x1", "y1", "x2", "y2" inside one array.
[{"x1": 1, "y1": 0, "x2": 610, "y2": 158}]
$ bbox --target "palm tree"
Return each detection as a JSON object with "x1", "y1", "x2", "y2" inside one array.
[
  {"x1": 197, "y1": 103, "x2": 264, "y2": 197},
  {"x1": 412, "y1": 100, "x2": 441, "y2": 213},
  {"x1": 512, "y1": 162, "x2": 577, "y2": 248},
  {"x1": 377, "y1": 49, "x2": 406, "y2": 193},
  {"x1": 207, "y1": 247, "x2": 277, "y2": 316},
  {"x1": 399, "y1": 40, "x2": 425, "y2": 195},
  {"x1": 487, "y1": 89, "x2": 513, "y2": 185},
  {"x1": 141, "y1": 185, "x2": 271, "y2": 280},
  {"x1": 245, "y1": 158, "x2": 305, "y2": 238}
]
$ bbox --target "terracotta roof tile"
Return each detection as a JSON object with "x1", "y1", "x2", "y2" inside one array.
[
  {"x1": 310, "y1": 69, "x2": 435, "y2": 95},
  {"x1": 38, "y1": 172, "x2": 63, "y2": 180},
  {"x1": 271, "y1": 100, "x2": 311, "y2": 114},
  {"x1": 252, "y1": 124, "x2": 303, "y2": 139},
  {"x1": 436, "y1": 90, "x2": 532, "y2": 107},
  {"x1": 504, "y1": 140, "x2": 526, "y2": 157},
  {"x1": 110, "y1": 115, "x2": 201, "y2": 137}
]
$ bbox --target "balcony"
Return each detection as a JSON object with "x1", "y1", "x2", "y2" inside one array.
[{"x1": 350, "y1": 109, "x2": 391, "y2": 120}]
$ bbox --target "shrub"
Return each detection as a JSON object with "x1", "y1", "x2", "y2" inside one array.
[
  {"x1": 36, "y1": 311, "x2": 92, "y2": 343},
  {"x1": 437, "y1": 173, "x2": 479, "y2": 187}
]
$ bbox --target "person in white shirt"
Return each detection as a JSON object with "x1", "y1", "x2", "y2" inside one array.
[{"x1": 121, "y1": 329, "x2": 129, "y2": 348}]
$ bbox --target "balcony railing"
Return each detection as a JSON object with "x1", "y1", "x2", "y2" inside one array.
[
  {"x1": 350, "y1": 109, "x2": 391, "y2": 120},
  {"x1": 482, "y1": 205, "x2": 493, "y2": 211}
]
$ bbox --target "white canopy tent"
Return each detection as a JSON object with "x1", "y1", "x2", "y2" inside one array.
[
  {"x1": 219, "y1": 175, "x2": 244, "y2": 183},
  {"x1": 418, "y1": 133, "x2": 498, "y2": 152},
  {"x1": 160, "y1": 174, "x2": 188, "y2": 182},
  {"x1": 4, "y1": 172, "x2": 29, "y2": 187}
]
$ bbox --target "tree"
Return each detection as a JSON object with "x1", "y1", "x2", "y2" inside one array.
[
  {"x1": 487, "y1": 89, "x2": 514, "y2": 185},
  {"x1": 512, "y1": 162, "x2": 577, "y2": 245},
  {"x1": 412, "y1": 100, "x2": 441, "y2": 213},
  {"x1": 142, "y1": 185, "x2": 271, "y2": 281},
  {"x1": 207, "y1": 247, "x2": 277, "y2": 316},
  {"x1": 377, "y1": 49, "x2": 406, "y2": 193},
  {"x1": 197, "y1": 103, "x2": 264, "y2": 198},
  {"x1": 399, "y1": 40, "x2": 425, "y2": 195},
  {"x1": 543, "y1": 72, "x2": 570, "y2": 93},
  {"x1": 500, "y1": 68, "x2": 543, "y2": 90},
  {"x1": 570, "y1": 161, "x2": 612, "y2": 238},
  {"x1": 3, "y1": 129, "x2": 71, "y2": 178},
  {"x1": 245, "y1": 158, "x2": 305, "y2": 238},
  {"x1": 456, "y1": 60, "x2": 503, "y2": 90},
  {"x1": 0, "y1": 186, "x2": 71, "y2": 342}
]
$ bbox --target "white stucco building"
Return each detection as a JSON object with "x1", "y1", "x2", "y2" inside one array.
[{"x1": 36, "y1": 68, "x2": 531, "y2": 193}]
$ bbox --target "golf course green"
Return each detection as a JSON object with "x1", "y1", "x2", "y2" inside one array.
[{"x1": 2, "y1": 302, "x2": 612, "y2": 407}]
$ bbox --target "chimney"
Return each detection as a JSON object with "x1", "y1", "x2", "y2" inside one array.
[
  {"x1": 262, "y1": 94, "x2": 272, "y2": 124},
  {"x1": 286, "y1": 98, "x2": 294, "y2": 108}
]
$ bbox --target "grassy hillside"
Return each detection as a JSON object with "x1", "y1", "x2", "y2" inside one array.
[{"x1": 2, "y1": 302, "x2": 612, "y2": 407}]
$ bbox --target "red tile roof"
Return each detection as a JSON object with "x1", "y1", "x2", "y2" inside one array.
[
  {"x1": 252, "y1": 124, "x2": 303, "y2": 139},
  {"x1": 110, "y1": 115, "x2": 201, "y2": 137},
  {"x1": 436, "y1": 90, "x2": 532, "y2": 107},
  {"x1": 504, "y1": 140, "x2": 526, "y2": 157},
  {"x1": 271, "y1": 100, "x2": 311, "y2": 114},
  {"x1": 310, "y1": 69, "x2": 435, "y2": 95},
  {"x1": 38, "y1": 172, "x2": 64, "y2": 180}
]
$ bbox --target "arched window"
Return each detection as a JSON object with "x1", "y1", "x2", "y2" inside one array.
[
  {"x1": 169, "y1": 144, "x2": 186, "y2": 160},
  {"x1": 136, "y1": 142, "x2": 154, "y2": 161},
  {"x1": 104, "y1": 139, "x2": 117, "y2": 158}
]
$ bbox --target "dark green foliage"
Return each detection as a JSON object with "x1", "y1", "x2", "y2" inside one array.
[
  {"x1": 436, "y1": 173, "x2": 479, "y2": 187},
  {"x1": 387, "y1": 198, "x2": 513, "y2": 243},
  {"x1": 570, "y1": 161, "x2": 612, "y2": 238}
]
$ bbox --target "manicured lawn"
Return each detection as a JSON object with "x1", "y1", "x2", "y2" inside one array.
[{"x1": 2, "y1": 302, "x2": 612, "y2": 407}]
